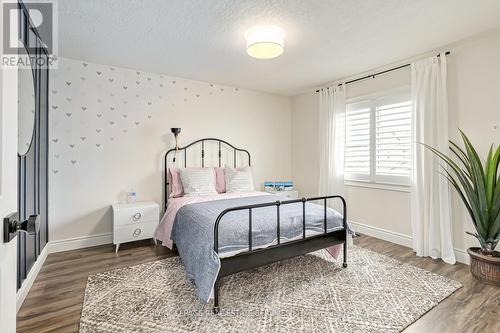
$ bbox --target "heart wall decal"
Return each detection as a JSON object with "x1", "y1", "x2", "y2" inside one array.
[{"x1": 50, "y1": 58, "x2": 251, "y2": 193}]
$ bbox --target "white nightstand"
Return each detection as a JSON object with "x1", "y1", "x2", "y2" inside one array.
[
  {"x1": 265, "y1": 190, "x2": 299, "y2": 199},
  {"x1": 112, "y1": 201, "x2": 160, "y2": 253}
]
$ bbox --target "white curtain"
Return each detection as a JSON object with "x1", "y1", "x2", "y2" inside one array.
[
  {"x1": 411, "y1": 54, "x2": 456, "y2": 264},
  {"x1": 318, "y1": 85, "x2": 346, "y2": 198}
]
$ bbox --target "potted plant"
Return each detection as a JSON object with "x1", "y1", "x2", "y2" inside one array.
[{"x1": 424, "y1": 131, "x2": 499, "y2": 286}]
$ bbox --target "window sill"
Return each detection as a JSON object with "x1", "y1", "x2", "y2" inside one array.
[{"x1": 344, "y1": 180, "x2": 411, "y2": 193}]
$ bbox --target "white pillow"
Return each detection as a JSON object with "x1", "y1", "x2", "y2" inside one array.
[
  {"x1": 225, "y1": 166, "x2": 254, "y2": 192},
  {"x1": 179, "y1": 168, "x2": 217, "y2": 197}
]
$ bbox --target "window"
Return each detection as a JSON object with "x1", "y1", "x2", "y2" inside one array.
[{"x1": 345, "y1": 89, "x2": 412, "y2": 186}]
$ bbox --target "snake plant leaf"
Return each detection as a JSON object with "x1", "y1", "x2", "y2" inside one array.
[
  {"x1": 488, "y1": 145, "x2": 500, "y2": 218},
  {"x1": 465, "y1": 231, "x2": 479, "y2": 239},
  {"x1": 449, "y1": 140, "x2": 471, "y2": 179},
  {"x1": 484, "y1": 145, "x2": 493, "y2": 206},
  {"x1": 459, "y1": 130, "x2": 489, "y2": 235},
  {"x1": 465, "y1": 231, "x2": 487, "y2": 249},
  {"x1": 485, "y1": 145, "x2": 500, "y2": 209},
  {"x1": 492, "y1": 174, "x2": 500, "y2": 227},
  {"x1": 422, "y1": 144, "x2": 470, "y2": 189},
  {"x1": 489, "y1": 205, "x2": 500, "y2": 241},
  {"x1": 440, "y1": 169, "x2": 475, "y2": 227},
  {"x1": 441, "y1": 167, "x2": 485, "y2": 236}
]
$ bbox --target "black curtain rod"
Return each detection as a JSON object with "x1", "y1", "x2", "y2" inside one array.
[{"x1": 315, "y1": 51, "x2": 450, "y2": 92}]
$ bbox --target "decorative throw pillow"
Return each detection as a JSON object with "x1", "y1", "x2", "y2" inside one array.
[
  {"x1": 179, "y1": 167, "x2": 217, "y2": 197},
  {"x1": 168, "y1": 168, "x2": 184, "y2": 198},
  {"x1": 214, "y1": 167, "x2": 226, "y2": 193},
  {"x1": 225, "y1": 166, "x2": 254, "y2": 192}
]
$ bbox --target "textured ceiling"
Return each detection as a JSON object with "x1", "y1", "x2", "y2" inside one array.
[{"x1": 58, "y1": 0, "x2": 500, "y2": 96}]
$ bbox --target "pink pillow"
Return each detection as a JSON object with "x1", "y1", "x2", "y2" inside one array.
[
  {"x1": 214, "y1": 167, "x2": 226, "y2": 193},
  {"x1": 169, "y1": 167, "x2": 223, "y2": 197},
  {"x1": 168, "y1": 168, "x2": 184, "y2": 198}
]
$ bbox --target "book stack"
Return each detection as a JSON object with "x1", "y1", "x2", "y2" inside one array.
[{"x1": 264, "y1": 181, "x2": 294, "y2": 191}]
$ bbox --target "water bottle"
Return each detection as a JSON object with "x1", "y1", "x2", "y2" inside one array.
[{"x1": 128, "y1": 189, "x2": 137, "y2": 204}]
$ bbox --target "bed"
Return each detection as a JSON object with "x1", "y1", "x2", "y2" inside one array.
[{"x1": 155, "y1": 138, "x2": 350, "y2": 313}]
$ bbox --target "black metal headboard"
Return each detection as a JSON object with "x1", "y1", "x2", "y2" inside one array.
[{"x1": 164, "y1": 138, "x2": 251, "y2": 208}]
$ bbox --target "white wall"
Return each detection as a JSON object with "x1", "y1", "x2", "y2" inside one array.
[
  {"x1": 291, "y1": 27, "x2": 500, "y2": 260},
  {"x1": 49, "y1": 58, "x2": 292, "y2": 243},
  {"x1": 291, "y1": 92, "x2": 319, "y2": 197},
  {"x1": 447, "y1": 28, "x2": 500, "y2": 253}
]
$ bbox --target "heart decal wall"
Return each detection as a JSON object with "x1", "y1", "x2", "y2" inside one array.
[{"x1": 49, "y1": 58, "x2": 239, "y2": 176}]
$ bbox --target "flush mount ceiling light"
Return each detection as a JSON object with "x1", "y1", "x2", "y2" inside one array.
[{"x1": 245, "y1": 25, "x2": 285, "y2": 59}]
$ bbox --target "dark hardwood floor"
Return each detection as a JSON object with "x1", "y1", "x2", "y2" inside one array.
[
  {"x1": 354, "y1": 236, "x2": 499, "y2": 333},
  {"x1": 16, "y1": 240, "x2": 174, "y2": 333},
  {"x1": 17, "y1": 235, "x2": 499, "y2": 333}
]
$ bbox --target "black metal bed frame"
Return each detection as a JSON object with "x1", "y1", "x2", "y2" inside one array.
[
  {"x1": 164, "y1": 138, "x2": 250, "y2": 207},
  {"x1": 164, "y1": 138, "x2": 348, "y2": 314}
]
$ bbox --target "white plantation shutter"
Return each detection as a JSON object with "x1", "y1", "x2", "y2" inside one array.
[
  {"x1": 345, "y1": 89, "x2": 412, "y2": 185},
  {"x1": 375, "y1": 101, "x2": 412, "y2": 179},
  {"x1": 345, "y1": 105, "x2": 370, "y2": 180}
]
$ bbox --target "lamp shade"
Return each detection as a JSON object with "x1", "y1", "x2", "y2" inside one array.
[{"x1": 245, "y1": 25, "x2": 285, "y2": 59}]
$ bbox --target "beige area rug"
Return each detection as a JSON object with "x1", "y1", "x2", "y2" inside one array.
[{"x1": 80, "y1": 246, "x2": 461, "y2": 333}]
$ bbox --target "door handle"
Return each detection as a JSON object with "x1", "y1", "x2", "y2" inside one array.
[{"x1": 3, "y1": 212, "x2": 40, "y2": 243}]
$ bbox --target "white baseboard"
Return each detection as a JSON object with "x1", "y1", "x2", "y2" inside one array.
[
  {"x1": 350, "y1": 220, "x2": 413, "y2": 248},
  {"x1": 48, "y1": 233, "x2": 112, "y2": 253},
  {"x1": 453, "y1": 248, "x2": 470, "y2": 265},
  {"x1": 350, "y1": 220, "x2": 470, "y2": 265},
  {"x1": 16, "y1": 244, "x2": 48, "y2": 312}
]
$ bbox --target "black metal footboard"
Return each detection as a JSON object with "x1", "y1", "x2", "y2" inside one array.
[{"x1": 212, "y1": 195, "x2": 348, "y2": 314}]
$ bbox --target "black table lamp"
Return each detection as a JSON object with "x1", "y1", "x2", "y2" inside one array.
[
  {"x1": 171, "y1": 128, "x2": 181, "y2": 149},
  {"x1": 171, "y1": 128, "x2": 181, "y2": 164}
]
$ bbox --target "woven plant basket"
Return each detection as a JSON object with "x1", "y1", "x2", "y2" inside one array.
[{"x1": 467, "y1": 247, "x2": 500, "y2": 286}]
